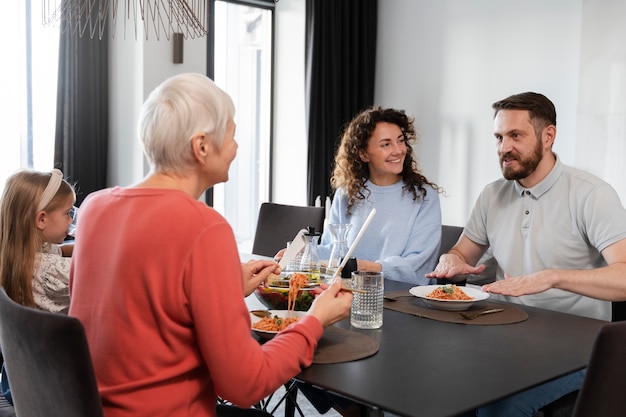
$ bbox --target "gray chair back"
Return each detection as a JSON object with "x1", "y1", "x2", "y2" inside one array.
[
  {"x1": 438, "y1": 225, "x2": 464, "y2": 257},
  {"x1": 437, "y1": 225, "x2": 464, "y2": 285},
  {"x1": 252, "y1": 203, "x2": 325, "y2": 257},
  {"x1": 0, "y1": 288, "x2": 104, "y2": 417}
]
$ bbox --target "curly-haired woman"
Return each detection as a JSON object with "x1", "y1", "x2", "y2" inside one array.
[{"x1": 318, "y1": 106, "x2": 443, "y2": 285}]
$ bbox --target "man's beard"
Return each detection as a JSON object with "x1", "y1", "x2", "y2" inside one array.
[{"x1": 500, "y1": 138, "x2": 543, "y2": 181}]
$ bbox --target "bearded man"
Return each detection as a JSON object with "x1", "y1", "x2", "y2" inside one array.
[{"x1": 427, "y1": 91, "x2": 626, "y2": 417}]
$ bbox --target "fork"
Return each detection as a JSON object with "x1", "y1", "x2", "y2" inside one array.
[
  {"x1": 383, "y1": 293, "x2": 413, "y2": 301},
  {"x1": 458, "y1": 308, "x2": 504, "y2": 320}
]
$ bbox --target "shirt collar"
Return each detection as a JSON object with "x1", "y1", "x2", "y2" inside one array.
[{"x1": 513, "y1": 154, "x2": 563, "y2": 199}]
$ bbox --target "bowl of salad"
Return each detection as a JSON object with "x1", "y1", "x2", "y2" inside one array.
[{"x1": 254, "y1": 271, "x2": 324, "y2": 311}]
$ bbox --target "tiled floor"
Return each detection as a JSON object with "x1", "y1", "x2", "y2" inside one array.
[
  {"x1": 260, "y1": 384, "x2": 340, "y2": 417},
  {"x1": 0, "y1": 392, "x2": 14, "y2": 417}
]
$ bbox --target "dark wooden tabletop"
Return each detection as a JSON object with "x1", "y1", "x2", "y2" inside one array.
[{"x1": 296, "y1": 280, "x2": 608, "y2": 417}]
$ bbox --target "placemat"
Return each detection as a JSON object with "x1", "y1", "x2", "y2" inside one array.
[
  {"x1": 383, "y1": 290, "x2": 528, "y2": 325},
  {"x1": 313, "y1": 326, "x2": 379, "y2": 364}
]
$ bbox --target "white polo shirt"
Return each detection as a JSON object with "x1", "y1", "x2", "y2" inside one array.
[{"x1": 465, "y1": 156, "x2": 626, "y2": 321}]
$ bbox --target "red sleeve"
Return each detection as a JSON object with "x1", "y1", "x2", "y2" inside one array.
[{"x1": 184, "y1": 222, "x2": 323, "y2": 407}]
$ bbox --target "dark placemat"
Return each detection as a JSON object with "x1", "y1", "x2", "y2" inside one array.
[
  {"x1": 313, "y1": 326, "x2": 379, "y2": 364},
  {"x1": 383, "y1": 290, "x2": 528, "y2": 325}
]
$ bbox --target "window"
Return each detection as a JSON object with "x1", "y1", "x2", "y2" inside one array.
[
  {"x1": 0, "y1": 0, "x2": 59, "y2": 193},
  {"x1": 209, "y1": 0, "x2": 274, "y2": 251}
]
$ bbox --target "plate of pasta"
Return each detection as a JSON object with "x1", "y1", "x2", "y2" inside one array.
[
  {"x1": 250, "y1": 310, "x2": 307, "y2": 341},
  {"x1": 409, "y1": 284, "x2": 489, "y2": 311}
]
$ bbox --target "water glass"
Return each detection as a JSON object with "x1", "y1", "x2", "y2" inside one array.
[
  {"x1": 350, "y1": 271, "x2": 384, "y2": 329},
  {"x1": 68, "y1": 206, "x2": 79, "y2": 237}
]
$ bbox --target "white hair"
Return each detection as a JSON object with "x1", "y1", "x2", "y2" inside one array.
[{"x1": 138, "y1": 73, "x2": 235, "y2": 174}]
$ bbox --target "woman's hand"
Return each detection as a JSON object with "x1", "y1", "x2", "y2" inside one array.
[
  {"x1": 241, "y1": 260, "x2": 280, "y2": 297},
  {"x1": 307, "y1": 279, "x2": 353, "y2": 328},
  {"x1": 273, "y1": 248, "x2": 286, "y2": 263}
]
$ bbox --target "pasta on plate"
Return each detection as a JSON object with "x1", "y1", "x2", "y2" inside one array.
[
  {"x1": 251, "y1": 273, "x2": 310, "y2": 335},
  {"x1": 408, "y1": 284, "x2": 489, "y2": 311},
  {"x1": 426, "y1": 284, "x2": 473, "y2": 301}
]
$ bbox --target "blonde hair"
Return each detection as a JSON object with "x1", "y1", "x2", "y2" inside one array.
[
  {"x1": 0, "y1": 169, "x2": 75, "y2": 307},
  {"x1": 138, "y1": 73, "x2": 235, "y2": 175}
]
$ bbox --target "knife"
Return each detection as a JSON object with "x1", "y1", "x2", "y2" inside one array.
[{"x1": 278, "y1": 229, "x2": 307, "y2": 269}]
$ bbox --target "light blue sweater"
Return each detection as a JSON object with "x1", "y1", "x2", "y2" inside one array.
[{"x1": 318, "y1": 180, "x2": 441, "y2": 285}]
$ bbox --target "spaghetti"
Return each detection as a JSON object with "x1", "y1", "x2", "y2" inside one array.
[
  {"x1": 426, "y1": 284, "x2": 473, "y2": 301},
  {"x1": 288, "y1": 273, "x2": 308, "y2": 312},
  {"x1": 252, "y1": 315, "x2": 299, "y2": 332},
  {"x1": 252, "y1": 273, "x2": 308, "y2": 333}
]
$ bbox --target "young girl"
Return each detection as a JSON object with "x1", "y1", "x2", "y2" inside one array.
[{"x1": 0, "y1": 168, "x2": 76, "y2": 404}]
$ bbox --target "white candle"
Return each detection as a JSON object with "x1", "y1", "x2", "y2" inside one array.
[
  {"x1": 333, "y1": 208, "x2": 376, "y2": 278},
  {"x1": 325, "y1": 196, "x2": 331, "y2": 221}
]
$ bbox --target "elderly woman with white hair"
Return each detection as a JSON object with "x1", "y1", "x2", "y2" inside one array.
[{"x1": 68, "y1": 73, "x2": 352, "y2": 417}]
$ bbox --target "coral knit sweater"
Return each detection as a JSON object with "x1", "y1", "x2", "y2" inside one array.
[{"x1": 69, "y1": 187, "x2": 323, "y2": 417}]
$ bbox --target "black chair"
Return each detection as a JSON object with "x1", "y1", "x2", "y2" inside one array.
[
  {"x1": 611, "y1": 300, "x2": 626, "y2": 322},
  {"x1": 252, "y1": 202, "x2": 325, "y2": 257},
  {"x1": 0, "y1": 287, "x2": 104, "y2": 417},
  {"x1": 438, "y1": 225, "x2": 464, "y2": 285},
  {"x1": 533, "y1": 290, "x2": 626, "y2": 417},
  {"x1": 438, "y1": 225, "x2": 464, "y2": 258},
  {"x1": 571, "y1": 321, "x2": 626, "y2": 417}
]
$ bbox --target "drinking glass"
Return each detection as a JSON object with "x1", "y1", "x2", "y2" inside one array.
[
  {"x1": 350, "y1": 271, "x2": 384, "y2": 329},
  {"x1": 67, "y1": 206, "x2": 79, "y2": 237},
  {"x1": 326, "y1": 223, "x2": 352, "y2": 276}
]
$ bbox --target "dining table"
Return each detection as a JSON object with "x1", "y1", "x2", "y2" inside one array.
[{"x1": 292, "y1": 279, "x2": 608, "y2": 417}]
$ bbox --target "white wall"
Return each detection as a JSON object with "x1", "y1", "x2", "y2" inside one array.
[
  {"x1": 108, "y1": 36, "x2": 144, "y2": 187},
  {"x1": 108, "y1": 0, "x2": 626, "y2": 228},
  {"x1": 376, "y1": 0, "x2": 584, "y2": 225},
  {"x1": 108, "y1": 30, "x2": 208, "y2": 187},
  {"x1": 575, "y1": 0, "x2": 626, "y2": 202},
  {"x1": 376, "y1": 0, "x2": 626, "y2": 226},
  {"x1": 108, "y1": 1, "x2": 308, "y2": 202}
]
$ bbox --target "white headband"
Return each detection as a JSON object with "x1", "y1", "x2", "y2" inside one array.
[{"x1": 37, "y1": 169, "x2": 64, "y2": 211}]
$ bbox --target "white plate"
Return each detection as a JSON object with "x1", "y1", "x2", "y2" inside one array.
[
  {"x1": 409, "y1": 285, "x2": 489, "y2": 311},
  {"x1": 250, "y1": 310, "x2": 306, "y2": 341}
]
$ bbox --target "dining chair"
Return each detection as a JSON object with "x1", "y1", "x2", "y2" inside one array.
[
  {"x1": 534, "y1": 308, "x2": 626, "y2": 417},
  {"x1": 438, "y1": 225, "x2": 465, "y2": 285},
  {"x1": 0, "y1": 287, "x2": 104, "y2": 417},
  {"x1": 438, "y1": 225, "x2": 464, "y2": 257},
  {"x1": 570, "y1": 321, "x2": 626, "y2": 417},
  {"x1": 611, "y1": 300, "x2": 626, "y2": 321},
  {"x1": 251, "y1": 202, "x2": 325, "y2": 258}
]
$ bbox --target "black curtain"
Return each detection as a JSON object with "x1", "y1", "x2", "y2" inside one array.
[
  {"x1": 305, "y1": 0, "x2": 377, "y2": 205},
  {"x1": 54, "y1": 23, "x2": 109, "y2": 206}
]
